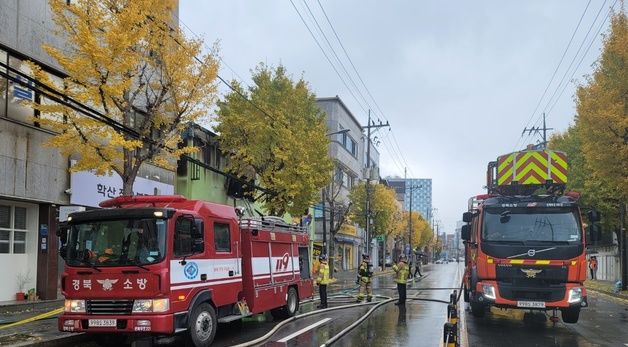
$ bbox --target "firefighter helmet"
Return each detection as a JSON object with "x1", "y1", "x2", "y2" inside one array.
[{"x1": 319, "y1": 254, "x2": 327, "y2": 261}]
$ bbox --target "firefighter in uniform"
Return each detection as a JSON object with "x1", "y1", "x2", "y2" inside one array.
[
  {"x1": 316, "y1": 254, "x2": 330, "y2": 309},
  {"x1": 357, "y1": 254, "x2": 373, "y2": 302},
  {"x1": 393, "y1": 255, "x2": 409, "y2": 305}
]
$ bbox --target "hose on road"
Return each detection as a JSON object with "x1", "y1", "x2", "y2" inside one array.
[{"x1": 231, "y1": 294, "x2": 391, "y2": 347}]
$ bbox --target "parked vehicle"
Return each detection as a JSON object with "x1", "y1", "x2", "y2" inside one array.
[
  {"x1": 57, "y1": 195, "x2": 313, "y2": 346},
  {"x1": 461, "y1": 149, "x2": 600, "y2": 324}
]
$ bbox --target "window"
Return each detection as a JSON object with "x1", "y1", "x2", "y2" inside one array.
[
  {"x1": 0, "y1": 205, "x2": 28, "y2": 254},
  {"x1": 214, "y1": 223, "x2": 230, "y2": 252},
  {"x1": 174, "y1": 217, "x2": 194, "y2": 257}
]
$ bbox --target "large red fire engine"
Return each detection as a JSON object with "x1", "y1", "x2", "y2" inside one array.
[
  {"x1": 57, "y1": 195, "x2": 313, "y2": 346},
  {"x1": 461, "y1": 149, "x2": 601, "y2": 324}
]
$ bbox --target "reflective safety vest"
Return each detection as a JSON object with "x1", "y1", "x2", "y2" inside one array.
[
  {"x1": 358, "y1": 261, "x2": 372, "y2": 283},
  {"x1": 317, "y1": 262, "x2": 330, "y2": 285},
  {"x1": 393, "y1": 262, "x2": 409, "y2": 284}
]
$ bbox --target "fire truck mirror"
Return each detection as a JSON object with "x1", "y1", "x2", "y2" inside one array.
[
  {"x1": 587, "y1": 209, "x2": 601, "y2": 223},
  {"x1": 462, "y1": 212, "x2": 474, "y2": 223},
  {"x1": 461, "y1": 225, "x2": 470, "y2": 241},
  {"x1": 587, "y1": 224, "x2": 602, "y2": 243}
]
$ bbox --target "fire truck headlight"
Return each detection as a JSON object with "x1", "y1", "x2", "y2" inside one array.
[
  {"x1": 482, "y1": 284, "x2": 496, "y2": 300},
  {"x1": 152, "y1": 298, "x2": 170, "y2": 312},
  {"x1": 568, "y1": 288, "x2": 582, "y2": 303},
  {"x1": 65, "y1": 299, "x2": 86, "y2": 313},
  {"x1": 133, "y1": 299, "x2": 169, "y2": 313}
]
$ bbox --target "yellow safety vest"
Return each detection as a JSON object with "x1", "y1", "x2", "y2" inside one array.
[
  {"x1": 393, "y1": 262, "x2": 409, "y2": 284},
  {"x1": 317, "y1": 262, "x2": 330, "y2": 285}
]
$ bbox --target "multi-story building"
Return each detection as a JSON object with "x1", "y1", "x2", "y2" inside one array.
[
  {"x1": 314, "y1": 96, "x2": 379, "y2": 270},
  {"x1": 0, "y1": 1, "x2": 175, "y2": 301},
  {"x1": 386, "y1": 177, "x2": 433, "y2": 223}
]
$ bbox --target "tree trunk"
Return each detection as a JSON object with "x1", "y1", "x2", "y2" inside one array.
[{"x1": 329, "y1": 201, "x2": 335, "y2": 278}]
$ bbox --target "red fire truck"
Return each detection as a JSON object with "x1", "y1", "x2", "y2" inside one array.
[
  {"x1": 461, "y1": 149, "x2": 600, "y2": 323},
  {"x1": 57, "y1": 195, "x2": 313, "y2": 346}
]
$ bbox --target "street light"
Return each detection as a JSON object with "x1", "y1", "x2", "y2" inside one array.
[{"x1": 326, "y1": 128, "x2": 350, "y2": 137}]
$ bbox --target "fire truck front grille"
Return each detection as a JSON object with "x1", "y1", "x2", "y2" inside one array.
[
  {"x1": 496, "y1": 264, "x2": 568, "y2": 302},
  {"x1": 86, "y1": 300, "x2": 133, "y2": 315}
]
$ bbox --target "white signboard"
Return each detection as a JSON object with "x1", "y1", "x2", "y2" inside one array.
[{"x1": 70, "y1": 168, "x2": 174, "y2": 208}]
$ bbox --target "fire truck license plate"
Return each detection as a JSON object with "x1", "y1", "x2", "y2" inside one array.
[
  {"x1": 88, "y1": 319, "x2": 116, "y2": 327},
  {"x1": 517, "y1": 301, "x2": 545, "y2": 308}
]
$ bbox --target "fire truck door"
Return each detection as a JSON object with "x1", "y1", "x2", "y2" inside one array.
[{"x1": 270, "y1": 242, "x2": 298, "y2": 284}]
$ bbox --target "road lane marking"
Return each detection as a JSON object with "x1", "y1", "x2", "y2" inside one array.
[{"x1": 276, "y1": 318, "x2": 332, "y2": 343}]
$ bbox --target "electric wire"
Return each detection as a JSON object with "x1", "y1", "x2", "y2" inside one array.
[
  {"x1": 513, "y1": 0, "x2": 594, "y2": 151},
  {"x1": 526, "y1": 0, "x2": 612, "y2": 133}
]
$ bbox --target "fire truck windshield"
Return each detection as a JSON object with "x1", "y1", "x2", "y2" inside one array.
[
  {"x1": 66, "y1": 218, "x2": 167, "y2": 267},
  {"x1": 482, "y1": 207, "x2": 580, "y2": 243}
]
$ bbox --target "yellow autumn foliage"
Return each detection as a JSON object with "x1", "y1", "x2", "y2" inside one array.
[{"x1": 27, "y1": 0, "x2": 219, "y2": 194}]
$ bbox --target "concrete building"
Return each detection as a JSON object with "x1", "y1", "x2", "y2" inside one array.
[
  {"x1": 314, "y1": 96, "x2": 379, "y2": 270},
  {"x1": 0, "y1": 1, "x2": 175, "y2": 301}
]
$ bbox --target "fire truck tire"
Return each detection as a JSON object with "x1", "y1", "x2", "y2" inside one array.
[
  {"x1": 93, "y1": 334, "x2": 127, "y2": 346},
  {"x1": 561, "y1": 306, "x2": 580, "y2": 324},
  {"x1": 470, "y1": 300, "x2": 485, "y2": 318},
  {"x1": 187, "y1": 303, "x2": 217, "y2": 347},
  {"x1": 271, "y1": 287, "x2": 299, "y2": 319}
]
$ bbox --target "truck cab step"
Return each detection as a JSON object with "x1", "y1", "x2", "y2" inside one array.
[{"x1": 218, "y1": 313, "x2": 252, "y2": 323}]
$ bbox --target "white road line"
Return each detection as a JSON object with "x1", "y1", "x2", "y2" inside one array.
[{"x1": 276, "y1": 318, "x2": 332, "y2": 343}]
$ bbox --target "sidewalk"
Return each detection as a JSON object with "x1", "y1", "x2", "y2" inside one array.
[
  {"x1": 585, "y1": 279, "x2": 628, "y2": 300},
  {"x1": 0, "y1": 299, "x2": 88, "y2": 346}
]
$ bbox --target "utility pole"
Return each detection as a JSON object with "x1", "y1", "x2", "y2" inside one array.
[
  {"x1": 522, "y1": 113, "x2": 554, "y2": 149},
  {"x1": 322, "y1": 190, "x2": 327, "y2": 255},
  {"x1": 363, "y1": 110, "x2": 389, "y2": 254}
]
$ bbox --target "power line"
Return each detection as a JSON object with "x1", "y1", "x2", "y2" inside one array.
[
  {"x1": 513, "y1": 0, "x2": 594, "y2": 152},
  {"x1": 545, "y1": 0, "x2": 618, "y2": 117},
  {"x1": 312, "y1": 1, "x2": 416, "y2": 178}
]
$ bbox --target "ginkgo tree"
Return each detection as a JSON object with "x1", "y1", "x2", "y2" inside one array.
[
  {"x1": 549, "y1": 10, "x2": 627, "y2": 235},
  {"x1": 215, "y1": 64, "x2": 332, "y2": 216},
  {"x1": 28, "y1": 0, "x2": 219, "y2": 195},
  {"x1": 348, "y1": 182, "x2": 401, "y2": 239}
]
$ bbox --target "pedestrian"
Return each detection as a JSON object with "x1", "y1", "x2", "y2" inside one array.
[
  {"x1": 356, "y1": 254, "x2": 373, "y2": 302},
  {"x1": 393, "y1": 255, "x2": 409, "y2": 305},
  {"x1": 413, "y1": 255, "x2": 423, "y2": 278},
  {"x1": 316, "y1": 254, "x2": 330, "y2": 309},
  {"x1": 589, "y1": 256, "x2": 598, "y2": 280}
]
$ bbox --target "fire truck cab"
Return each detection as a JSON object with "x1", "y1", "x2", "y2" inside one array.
[{"x1": 58, "y1": 195, "x2": 313, "y2": 346}]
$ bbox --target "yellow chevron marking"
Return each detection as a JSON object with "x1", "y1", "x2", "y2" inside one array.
[
  {"x1": 515, "y1": 162, "x2": 547, "y2": 181},
  {"x1": 510, "y1": 259, "x2": 524, "y2": 264},
  {"x1": 551, "y1": 152, "x2": 567, "y2": 168},
  {"x1": 498, "y1": 167, "x2": 513, "y2": 185},
  {"x1": 550, "y1": 166, "x2": 567, "y2": 183},
  {"x1": 498, "y1": 154, "x2": 513, "y2": 172},
  {"x1": 535, "y1": 260, "x2": 550, "y2": 265}
]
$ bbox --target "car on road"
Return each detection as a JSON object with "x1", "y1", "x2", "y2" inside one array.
[{"x1": 435, "y1": 259, "x2": 443, "y2": 264}]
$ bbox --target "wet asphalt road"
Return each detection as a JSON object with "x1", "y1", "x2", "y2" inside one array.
[
  {"x1": 66, "y1": 262, "x2": 628, "y2": 347},
  {"x1": 464, "y1": 273, "x2": 628, "y2": 347}
]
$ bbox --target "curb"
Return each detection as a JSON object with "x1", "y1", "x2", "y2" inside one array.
[{"x1": 586, "y1": 287, "x2": 628, "y2": 301}]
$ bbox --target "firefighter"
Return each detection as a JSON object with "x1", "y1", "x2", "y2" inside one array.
[
  {"x1": 393, "y1": 255, "x2": 409, "y2": 305},
  {"x1": 316, "y1": 254, "x2": 330, "y2": 309},
  {"x1": 357, "y1": 254, "x2": 373, "y2": 302}
]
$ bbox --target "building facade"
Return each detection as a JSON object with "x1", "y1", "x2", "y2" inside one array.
[
  {"x1": 385, "y1": 177, "x2": 433, "y2": 222},
  {"x1": 0, "y1": 0, "x2": 175, "y2": 301},
  {"x1": 314, "y1": 96, "x2": 379, "y2": 270}
]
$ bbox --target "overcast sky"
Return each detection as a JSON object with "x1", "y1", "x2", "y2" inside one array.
[{"x1": 180, "y1": 0, "x2": 623, "y2": 233}]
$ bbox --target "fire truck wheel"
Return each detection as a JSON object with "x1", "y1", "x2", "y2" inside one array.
[
  {"x1": 271, "y1": 287, "x2": 299, "y2": 319},
  {"x1": 470, "y1": 300, "x2": 485, "y2": 318},
  {"x1": 187, "y1": 303, "x2": 217, "y2": 347},
  {"x1": 561, "y1": 306, "x2": 580, "y2": 324}
]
